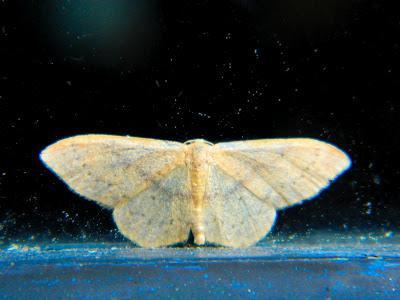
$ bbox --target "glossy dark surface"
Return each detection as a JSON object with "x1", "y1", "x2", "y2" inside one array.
[{"x1": 1, "y1": 243, "x2": 399, "y2": 299}]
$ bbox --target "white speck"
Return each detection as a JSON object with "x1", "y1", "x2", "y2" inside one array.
[
  {"x1": 364, "y1": 202, "x2": 372, "y2": 215},
  {"x1": 197, "y1": 112, "x2": 211, "y2": 119}
]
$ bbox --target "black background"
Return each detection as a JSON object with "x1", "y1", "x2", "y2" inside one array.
[{"x1": 0, "y1": 0, "x2": 399, "y2": 245}]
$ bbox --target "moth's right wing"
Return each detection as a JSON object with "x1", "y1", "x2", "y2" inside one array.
[
  {"x1": 40, "y1": 134, "x2": 186, "y2": 208},
  {"x1": 212, "y1": 138, "x2": 351, "y2": 210},
  {"x1": 202, "y1": 163, "x2": 276, "y2": 248},
  {"x1": 201, "y1": 138, "x2": 351, "y2": 248}
]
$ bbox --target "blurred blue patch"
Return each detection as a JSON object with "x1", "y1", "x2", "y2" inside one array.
[{"x1": 42, "y1": 0, "x2": 159, "y2": 65}]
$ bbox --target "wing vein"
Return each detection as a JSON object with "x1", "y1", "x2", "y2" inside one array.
[
  {"x1": 279, "y1": 153, "x2": 329, "y2": 185},
  {"x1": 214, "y1": 167, "x2": 231, "y2": 245},
  {"x1": 229, "y1": 152, "x2": 308, "y2": 205},
  {"x1": 220, "y1": 152, "x2": 294, "y2": 206},
  {"x1": 236, "y1": 186, "x2": 262, "y2": 241},
  {"x1": 214, "y1": 164, "x2": 273, "y2": 206}
]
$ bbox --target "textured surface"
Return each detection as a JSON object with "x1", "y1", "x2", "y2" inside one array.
[
  {"x1": 40, "y1": 135, "x2": 351, "y2": 248},
  {"x1": 1, "y1": 243, "x2": 399, "y2": 300}
]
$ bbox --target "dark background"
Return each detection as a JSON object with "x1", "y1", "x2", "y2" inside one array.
[{"x1": 0, "y1": 0, "x2": 399, "y2": 245}]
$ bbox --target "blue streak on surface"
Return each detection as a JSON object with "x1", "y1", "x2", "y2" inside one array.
[{"x1": 161, "y1": 264, "x2": 206, "y2": 271}]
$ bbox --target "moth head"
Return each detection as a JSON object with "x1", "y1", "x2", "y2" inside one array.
[{"x1": 184, "y1": 139, "x2": 214, "y2": 146}]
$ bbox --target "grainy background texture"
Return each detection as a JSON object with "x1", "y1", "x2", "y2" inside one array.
[{"x1": 0, "y1": 0, "x2": 399, "y2": 245}]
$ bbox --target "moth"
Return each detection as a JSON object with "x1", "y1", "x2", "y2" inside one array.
[{"x1": 40, "y1": 135, "x2": 351, "y2": 248}]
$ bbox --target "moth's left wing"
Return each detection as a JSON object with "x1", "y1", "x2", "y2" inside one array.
[
  {"x1": 113, "y1": 165, "x2": 192, "y2": 247},
  {"x1": 40, "y1": 134, "x2": 186, "y2": 208}
]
